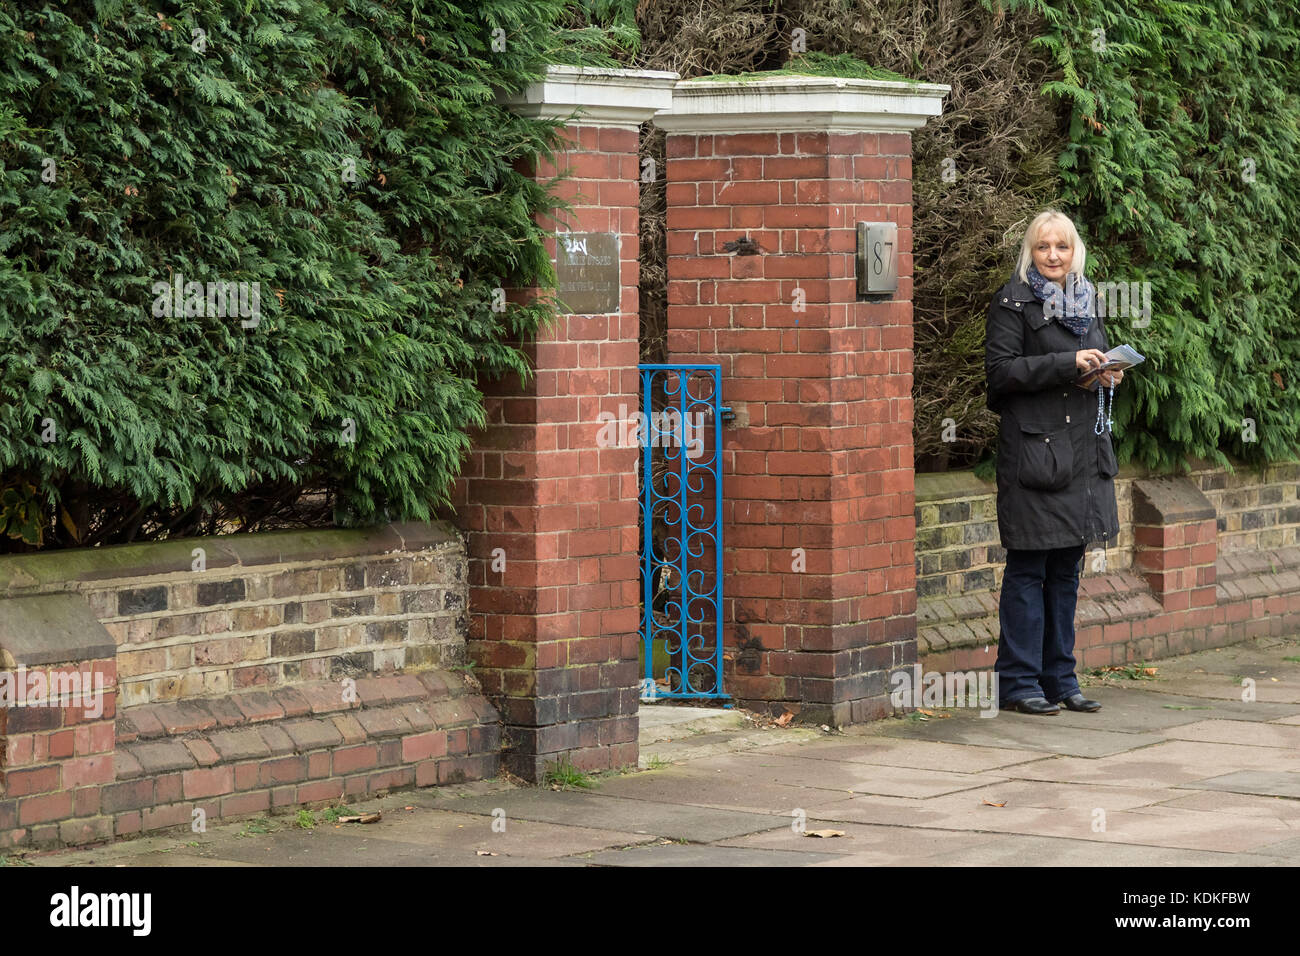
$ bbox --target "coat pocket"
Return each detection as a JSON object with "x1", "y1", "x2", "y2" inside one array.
[
  {"x1": 1098, "y1": 432, "x2": 1119, "y2": 479},
  {"x1": 1017, "y1": 423, "x2": 1073, "y2": 491}
]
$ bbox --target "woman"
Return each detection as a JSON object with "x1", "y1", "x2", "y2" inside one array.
[{"x1": 984, "y1": 210, "x2": 1122, "y2": 715}]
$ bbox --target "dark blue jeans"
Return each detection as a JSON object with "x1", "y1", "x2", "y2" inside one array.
[{"x1": 995, "y1": 544, "x2": 1087, "y2": 704}]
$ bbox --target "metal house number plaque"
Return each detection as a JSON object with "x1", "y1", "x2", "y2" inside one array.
[
  {"x1": 556, "y1": 231, "x2": 620, "y2": 315},
  {"x1": 856, "y1": 222, "x2": 898, "y2": 295}
]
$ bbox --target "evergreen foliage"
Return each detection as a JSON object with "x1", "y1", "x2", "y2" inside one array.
[
  {"x1": 0, "y1": 0, "x2": 587, "y2": 550},
  {"x1": 1008, "y1": 0, "x2": 1300, "y2": 474}
]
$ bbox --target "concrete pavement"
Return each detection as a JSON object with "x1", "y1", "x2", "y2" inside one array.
[{"x1": 13, "y1": 635, "x2": 1300, "y2": 867}]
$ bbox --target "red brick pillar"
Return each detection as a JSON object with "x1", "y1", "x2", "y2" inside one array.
[
  {"x1": 656, "y1": 76, "x2": 949, "y2": 725},
  {"x1": 1, "y1": 598, "x2": 117, "y2": 849},
  {"x1": 452, "y1": 67, "x2": 675, "y2": 780},
  {"x1": 1133, "y1": 477, "x2": 1218, "y2": 628}
]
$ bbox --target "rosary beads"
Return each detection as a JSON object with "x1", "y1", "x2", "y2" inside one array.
[{"x1": 1094, "y1": 382, "x2": 1114, "y2": 435}]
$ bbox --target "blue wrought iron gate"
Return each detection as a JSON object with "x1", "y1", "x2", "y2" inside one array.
[{"x1": 638, "y1": 364, "x2": 728, "y2": 702}]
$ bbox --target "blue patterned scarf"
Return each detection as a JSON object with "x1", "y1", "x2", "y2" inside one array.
[{"x1": 1025, "y1": 263, "x2": 1095, "y2": 338}]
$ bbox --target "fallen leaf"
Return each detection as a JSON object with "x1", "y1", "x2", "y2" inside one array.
[
  {"x1": 377, "y1": 171, "x2": 387, "y2": 186},
  {"x1": 337, "y1": 812, "x2": 382, "y2": 824},
  {"x1": 774, "y1": 711, "x2": 794, "y2": 727},
  {"x1": 982, "y1": 800, "x2": 1007, "y2": 808},
  {"x1": 475, "y1": 850, "x2": 498, "y2": 856},
  {"x1": 805, "y1": 829, "x2": 845, "y2": 838}
]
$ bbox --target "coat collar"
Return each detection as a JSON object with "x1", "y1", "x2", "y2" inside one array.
[{"x1": 1005, "y1": 273, "x2": 1035, "y2": 302}]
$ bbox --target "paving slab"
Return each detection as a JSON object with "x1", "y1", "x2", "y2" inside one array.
[
  {"x1": 450, "y1": 789, "x2": 788, "y2": 843},
  {"x1": 168, "y1": 829, "x2": 587, "y2": 867},
  {"x1": 858, "y1": 778, "x2": 1181, "y2": 813},
  {"x1": 755, "y1": 735, "x2": 1046, "y2": 774},
  {"x1": 1160, "y1": 718, "x2": 1300, "y2": 749},
  {"x1": 1251, "y1": 837, "x2": 1300, "y2": 860},
  {"x1": 590, "y1": 764, "x2": 857, "y2": 815},
  {"x1": 1107, "y1": 804, "x2": 1296, "y2": 853},
  {"x1": 1177, "y1": 770, "x2": 1300, "y2": 800},
  {"x1": 714, "y1": 820, "x2": 1287, "y2": 866},
  {"x1": 881, "y1": 832, "x2": 1285, "y2": 867},
  {"x1": 1154, "y1": 788, "x2": 1300, "y2": 821},
  {"x1": 1131, "y1": 677, "x2": 1300, "y2": 704},
  {"x1": 1067, "y1": 686, "x2": 1300, "y2": 727},
  {"x1": 716, "y1": 820, "x2": 1001, "y2": 863},
  {"x1": 637, "y1": 704, "x2": 746, "y2": 743},
  {"x1": 30, "y1": 847, "x2": 259, "y2": 867},
  {"x1": 1011, "y1": 740, "x2": 1300, "y2": 788},
  {"x1": 777, "y1": 779, "x2": 1187, "y2": 835},
  {"x1": 876, "y1": 711, "x2": 1166, "y2": 757},
  {"x1": 640, "y1": 727, "x2": 821, "y2": 766},
  {"x1": 326, "y1": 808, "x2": 658, "y2": 860},
  {"x1": 575, "y1": 843, "x2": 844, "y2": 867},
  {"x1": 686, "y1": 750, "x2": 1011, "y2": 798},
  {"x1": 739, "y1": 792, "x2": 1296, "y2": 853}
]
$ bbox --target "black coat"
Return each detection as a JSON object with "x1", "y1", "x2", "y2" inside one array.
[{"x1": 984, "y1": 274, "x2": 1120, "y2": 551}]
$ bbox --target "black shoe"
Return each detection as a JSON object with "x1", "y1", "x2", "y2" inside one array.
[
  {"x1": 1059, "y1": 693, "x2": 1101, "y2": 712},
  {"x1": 1001, "y1": 697, "x2": 1059, "y2": 715}
]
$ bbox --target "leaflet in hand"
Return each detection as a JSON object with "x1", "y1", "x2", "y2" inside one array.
[{"x1": 1076, "y1": 344, "x2": 1145, "y2": 390}]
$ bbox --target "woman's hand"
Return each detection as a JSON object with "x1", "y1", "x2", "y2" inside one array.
[
  {"x1": 1099, "y1": 368, "x2": 1124, "y2": 387},
  {"x1": 1074, "y1": 349, "x2": 1108, "y2": 373}
]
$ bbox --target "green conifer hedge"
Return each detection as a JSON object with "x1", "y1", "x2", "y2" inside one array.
[{"x1": 0, "y1": 0, "x2": 582, "y2": 550}]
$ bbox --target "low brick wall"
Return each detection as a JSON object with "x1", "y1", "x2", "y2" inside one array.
[
  {"x1": 0, "y1": 523, "x2": 500, "y2": 851},
  {"x1": 914, "y1": 460, "x2": 1300, "y2": 677},
  {"x1": 0, "y1": 524, "x2": 467, "y2": 707}
]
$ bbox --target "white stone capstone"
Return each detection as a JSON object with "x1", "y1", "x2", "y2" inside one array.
[
  {"x1": 500, "y1": 64, "x2": 679, "y2": 130},
  {"x1": 655, "y1": 75, "x2": 950, "y2": 134}
]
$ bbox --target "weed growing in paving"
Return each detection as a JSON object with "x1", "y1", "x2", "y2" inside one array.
[
  {"x1": 236, "y1": 818, "x2": 277, "y2": 839},
  {"x1": 543, "y1": 757, "x2": 597, "y2": 790},
  {"x1": 1088, "y1": 662, "x2": 1158, "y2": 681}
]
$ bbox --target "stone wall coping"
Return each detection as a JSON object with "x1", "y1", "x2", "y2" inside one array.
[
  {"x1": 500, "y1": 64, "x2": 679, "y2": 130},
  {"x1": 0, "y1": 521, "x2": 460, "y2": 593},
  {"x1": 915, "y1": 471, "x2": 994, "y2": 502},
  {"x1": 912, "y1": 455, "x2": 1300, "y2": 506},
  {"x1": 0, "y1": 594, "x2": 116, "y2": 666},
  {"x1": 656, "y1": 74, "x2": 951, "y2": 134},
  {"x1": 1132, "y1": 477, "x2": 1216, "y2": 525}
]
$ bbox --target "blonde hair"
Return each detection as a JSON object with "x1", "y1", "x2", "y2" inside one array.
[{"x1": 1015, "y1": 209, "x2": 1087, "y2": 283}]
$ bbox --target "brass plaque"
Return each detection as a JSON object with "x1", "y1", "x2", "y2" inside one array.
[{"x1": 556, "y1": 232, "x2": 620, "y2": 315}]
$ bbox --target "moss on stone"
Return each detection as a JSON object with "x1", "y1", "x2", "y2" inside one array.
[{"x1": 687, "y1": 52, "x2": 920, "y2": 86}]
